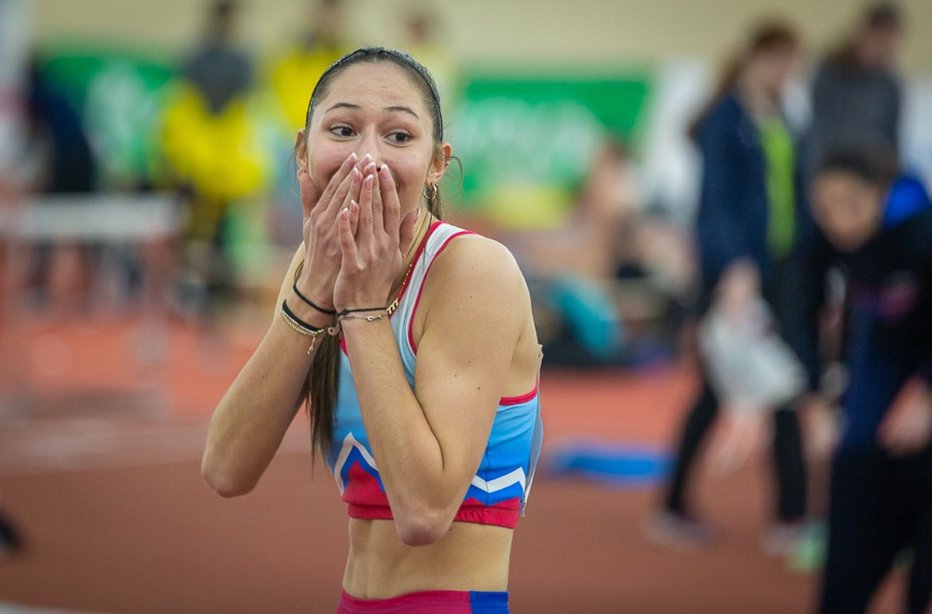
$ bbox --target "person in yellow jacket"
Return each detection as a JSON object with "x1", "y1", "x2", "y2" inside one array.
[
  {"x1": 267, "y1": 0, "x2": 348, "y2": 133},
  {"x1": 161, "y1": 0, "x2": 267, "y2": 321}
]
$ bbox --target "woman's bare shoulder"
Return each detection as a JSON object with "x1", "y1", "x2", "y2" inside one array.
[
  {"x1": 429, "y1": 232, "x2": 527, "y2": 297},
  {"x1": 419, "y1": 233, "x2": 533, "y2": 343}
]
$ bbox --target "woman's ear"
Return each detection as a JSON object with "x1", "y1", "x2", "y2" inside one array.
[
  {"x1": 294, "y1": 129, "x2": 309, "y2": 172},
  {"x1": 428, "y1": 142, "x2": 452, "y2": 185}
]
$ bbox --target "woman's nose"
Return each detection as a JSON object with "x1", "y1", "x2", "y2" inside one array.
[{"x1": 356, "y1": 131, "x2": 382, "y2": 169}]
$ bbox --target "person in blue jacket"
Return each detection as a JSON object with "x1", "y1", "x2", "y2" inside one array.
[
  {"x1": 649, "y1": 21, "x2": 815, "y2": 552},
  {"x1": 807, "y1": 149, "x2": 931, "y2": 613}
]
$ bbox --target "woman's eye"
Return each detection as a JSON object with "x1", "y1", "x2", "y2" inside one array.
[
  {"x1": 388, "y1": 131, "x2": 412, "y2": 144},
  {"x1": 330, "y1": 125, "x2": 354, "y2": 138}
]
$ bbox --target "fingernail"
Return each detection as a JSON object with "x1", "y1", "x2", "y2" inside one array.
[
  {"x1": 352, "y1": 168, "x2": 362, "y2": 180},
  {"x1": 364, "y1": 174, "x2": 374, "y2": 188},
  {"x1": 380, "y1": 163, "x2": 390, "y2": 176},
  {"x1": 362, "y1": 153, "x2": 372, "y2": 164},
  {"x1": 348, "y1": 152, "x2": 357, "y2": 163}
]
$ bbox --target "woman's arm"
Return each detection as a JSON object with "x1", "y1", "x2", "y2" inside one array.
[
  {"x1": 202, "y1": 153, "x2": 366, "y2": 496},
  {"x1": 201, "y1": 247, "x2": 330, "y2": 497},
  {"x1": 333, "y1": 166, "x2": 530, "y2": 545},
  {"x1": 342, "y1": 237, "x2": 526, "y2": 545},
  {"x1": 695, "y1": 106, "x2": 755, "y2": 286}
]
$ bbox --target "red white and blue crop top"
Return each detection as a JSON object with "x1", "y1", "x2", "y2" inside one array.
[{"x1": 325, "y1": 221, "x2": 543, "y2": 529}]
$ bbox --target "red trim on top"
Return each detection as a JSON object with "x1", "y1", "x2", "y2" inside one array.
[
  {"x1": 393, "y1": 220, "x2": 442, "y2": 310},
  {"x1": 407, "y1": 229, "x2": 477, "y2": 353},
  {"x1": 347, "y1": 499, "x2": 520, "y2": 529},
  {"x1": 499, "y1": 384, "x2": 539, "y2": 406},
  {"x1": 338, "y1": 222, "x2": 439, "y2": 358}
]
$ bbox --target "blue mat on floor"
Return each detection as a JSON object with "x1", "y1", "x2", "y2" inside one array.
[{"x1": 544, "y1": 440, "x2": 671, "y2": 488}]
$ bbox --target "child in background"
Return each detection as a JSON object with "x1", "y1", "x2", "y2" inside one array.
[{"x1": 808, "y1": 148, "x2": 931, "y2": 614}]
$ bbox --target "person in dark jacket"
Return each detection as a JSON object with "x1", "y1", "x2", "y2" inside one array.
[
  {"x1": 807, "y1": 2, "x2": 904, "y2": 174},
  {"x1": 808, "y1": 149, "x2": 931, "y2": 614},
  {"x1": 648, "y1": 21, "x2": 814, "y2": 553}
]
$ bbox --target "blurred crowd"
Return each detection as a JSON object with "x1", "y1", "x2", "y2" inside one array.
[
  {"x1": 645, "y1": 5, "x2": 932, "y2": 612},
  {"x1": 1, "y1": 1, "x2": 931, "y2": 609},
  {"x1": 0, "y1": 0, "x2": 457, "y2": 325},
  {"x1": 0, "y1": 0, "x2": 925, "y2": 363}
]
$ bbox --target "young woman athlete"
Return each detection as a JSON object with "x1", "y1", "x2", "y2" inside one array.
[{"x1": 201, "y1": 48, "x2": 543, "y2": 613}]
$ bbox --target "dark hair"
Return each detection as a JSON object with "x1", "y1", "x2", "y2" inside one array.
[
  {"x1": 298, "y1": 47, "x2": 447, "y2": 459},
  {"x1": 864, "y1": 2, "x2": 902, "y2": 30},
  {"x1": 305, "y1": 47, "x2": 443, "y2": 140},
  {"x1": 816, "y1": 146, "x2": 900, "y2": 187},
  {"x1": 827, "y1": 2, "x2": 903, "y2": 69},
  {"x1": 206, "y1": 0, "x2": 238, "y2": 40},
  {"x1": 688, "y1": 20, "x2": 799, "y2": 140}
]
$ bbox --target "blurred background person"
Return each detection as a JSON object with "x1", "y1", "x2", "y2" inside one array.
[
  {"x1": 402, "y1": 5, "x2": 460, "y2": 109},
  {"x1": 506, "y1": 136, "x2": 634, "y2": 366},
  {"x1": 504, "y1": 135, "x2": 691, "y2": 367},
  {"x1": 792, "y1": 2, "x2": 906, "y2": 573},
  {"x1": 22, "y1": 54, "x2": 99, "y2": 312},
  {"x1": 808, "y1": 148, "x2": 931, "y2": 614},
  {"x1": 23, "y1": 56, "x2": 96, "y2": 197},
  {"x1": 263, "y1": 0, "x2": 349, "y2": 248},
  {"x1": 182, "y1": 0, "x2": 252, "y2": 119},
  {"x1": 807, "y1": 2, "x2": 904, "y2": 174},
  {"x1": 648, "y1": 21, "x2": 815, "y2": 555},
  {"x1": 161, "y1": 0, "x2": 266, "y2": 325},
  {"x1": 267, "y1": 0, "x2": 348, "y2": 134}
]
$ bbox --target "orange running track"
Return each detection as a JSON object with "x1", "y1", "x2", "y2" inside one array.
[{"x1": 0, "y1": 316, "x2": 904, "y2": 613}]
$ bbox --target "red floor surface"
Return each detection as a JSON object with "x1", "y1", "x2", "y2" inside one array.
[{"x1": 0, "y1": 316, "x2": 906, "y2": 613}]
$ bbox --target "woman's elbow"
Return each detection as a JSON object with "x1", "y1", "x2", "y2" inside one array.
[
  {"x1": 393, "y1": 505, "x2": 453, "y2": 547},
  {"x1": 201, "y1": 455, "x2": 256, "y2": 498}
]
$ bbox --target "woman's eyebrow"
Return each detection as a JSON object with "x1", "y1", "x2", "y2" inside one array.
[
  {"x1": 323, "y1": 102, "x2": 419, "y2": 120},
  {"x1": 324, "y1": 102, "x2": 361, "y2": 113},
  {"x1": 384, "y1": 105, "x2": 419, "y2": 119}
]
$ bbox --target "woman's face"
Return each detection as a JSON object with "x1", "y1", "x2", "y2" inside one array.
[
  {"x1": 299, "y1": 61, "x2": 450, "y2": 218},
  {"x1": 748, "y1": 45, "x2": 797, "y2": 99}
]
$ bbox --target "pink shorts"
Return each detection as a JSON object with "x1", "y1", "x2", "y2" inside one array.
[{"x1": 337, "y1": 589, "x2": 509, "y2": 613}]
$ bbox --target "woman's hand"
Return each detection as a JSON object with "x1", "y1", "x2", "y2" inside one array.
[
  {"x1": 716, "y1": 259, "x2": 761, "y2": 318},
  {"x1": 294, "y1": 152, "x2": 370, "y2": 310},
  {"x1": 334, "y1": 164, "x2": 418, "y2": 312}
]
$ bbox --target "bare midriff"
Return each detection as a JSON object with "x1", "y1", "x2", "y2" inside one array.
[{"x1": 342, "y1": 518, "x2": 513, "y2": 599}]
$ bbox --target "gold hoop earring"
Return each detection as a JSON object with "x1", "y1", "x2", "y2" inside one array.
[{"x1": 423, "y1": 183, "x2": 438, "y2": 204}]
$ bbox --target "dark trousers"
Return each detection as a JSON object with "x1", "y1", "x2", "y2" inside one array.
[
  {"x1": 663, "y1": 255, "x2": 809, "y2": 521},
  {"x1": 663, "y1": 376, "x2": 807, "y2": 521},
  {"x1": 819, "y1": 446, "x2": 932, "y2": 614}
]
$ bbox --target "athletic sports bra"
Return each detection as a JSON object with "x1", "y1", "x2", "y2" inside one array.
[{"x1": 325, "y1": 221, "x2": 543, "y2": 529}]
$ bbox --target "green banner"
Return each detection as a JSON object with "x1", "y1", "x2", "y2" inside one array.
[
  {"x1": 40, "y1": 47, "x2": 176, "y2": 187},
  {"x1": 449, "y1": 72, "x2": 650, "y2": 227}
]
